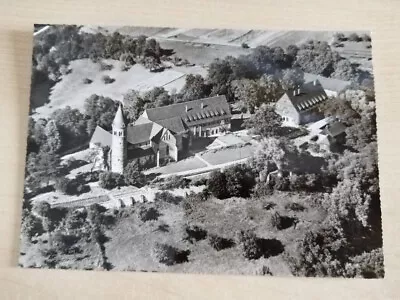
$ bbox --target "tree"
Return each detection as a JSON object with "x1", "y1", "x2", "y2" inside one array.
[
  {"x1": 231, "y1": 79, "x2": 259, "y2": 112},
  {"x1": 21, "y1": 213, "x2": 44, "y2": 240},
  {"x1": 281, "y1": 68, "x2": 305, "y2": 90},
  {"x1": 180, "y1": 74, "x2": 210, "y2": 102},
  {"x1": 142, "y1": 87, "x2": 172, "y2": 107},
  {"x1": 124, "y1": 161, "x2": 145, "y2": 186},
  {"x1": 249, "y1": 137, "x2": 287, "y2": 180},
  {"x1": 348, "y1": 33, "x2": 360, "y2": 42},
  {"x1": 122, "y1": 90, "x2": 146, "y2": 122},
  {"x1": 43, "y1": 120, "x2": 62, "y2": 153},
  {"x1": 224, "y1": 164, "x2": 256, "y2": 198},
  {"x1": 331, "y1": 59, "x2": 358, "y2": 81},
  {"x1": 51, "y1": 106, "x2": 88, "y2": 150},
  {"x1": 208, "y1": 58, "x2": 234, "y2": 98},
  {"x1": 26, "y1": 151, "x2": 62, "y2": 186},
  {"x1": 99, "y1": 172, "x2": 125, "y2": 190},
  {"x1": 295, "y1": 40, "x2": 341, "y2": 76},
  {"x1": 244, "y1": 104, "x2": 283, "y2": 137},
  {"x1": 84, "y1": 94, "x2": 118, "y2": 134},
  {"x1": 207, "y1": 170, "x2": 228, "y2": 199}
]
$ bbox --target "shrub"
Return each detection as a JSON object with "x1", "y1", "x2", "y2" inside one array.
[
  {"x1": 124, "y1": 161, "x2": 145, "y2": 186},
  {"x1": 348, "y1": 33, "x2": 361, "y2": 42},
  {"x1": 100, "y1": 61, "x2": 113, "y2": 71},
  {"x1": 273, "y1": 176, "x2": 290, "y2": 191},
  {"x1": 361, "y1": 33, "x2": 371, "y2": 42},
  {"x1": 55, "y1": 177, "x2": 70, "y2": 194},
  {"x1": 285, "y1": 202, "x2": 306, "y2": 212},
  {"x1": 152, "y1": 243, "x2": 190, "y2": 265},
  {"x1": 253, "y1": 182, "x2": 273, "y2": 197},
  {"x1": 154, "y1": 191, "x2": 183, "y2": 205},
  {"x1": 52, "y1": 230, "x2": 81, "y2": 254},
  {"x1": 263, "y1": 201, "x2": 276, "y2": 211},
  {"x1": 256, "y1": 265, "x2": 273, "y2": 276},
  {"x1": 271, "y1": 212, "x2": 297, "y2": 230},
  {"x1": 75, "y1": 171, "x2": 100, "y2": 184},
  {"x1": 207, "y1": 170, "x2": 228, "y2": 199},
  {"x1": 289, "y1": 174, "x2": 307, "y2": 191},
  {"x1": 102, "y1": 75, "x2": 115, "y2": 84},
  {"x1": 192, "y1": 177, "x2": 208, "y2": 187},
  {"x1": 21, "y1": 214, "x2": 44, "y2": 240},
  {"x1": 224, "y1": 164, "x2": 256, "y2": 198},
  {"x1": 182, "y1": 191, "x2": 209, "y2": 216},
  {"x1": 99, "y1": 172, "x2": 125, "y2": 190},
  {"x1": 239, "y1": 230, "x2": 262, "y2": 260},
  {"x1": 55, "y1": 177, "x2": 90, "y2": 195},
  {"x1": 184, "y1": 225, "x2": 207, "y2": 243},
  {"x1": 83, "y1": 78, "x2": 92, "y2": 84},
  {"x1": 138, "y1": 206, "x2": 160, "y2": 222},
  {"x1": 241, "y1": 42, "x2": 250, "y2": 49},
  {"x1": 159, "y1": 175, "x2": 190, "y2": 190},
  {"x1": 334, "y1": 32, "x2": 346, "y2": 42},
  {"x1": 121, "y1": 65, "x2": 131, "y2": 72},
  {"x1": 209, "y1": 234, "x2": 235, "y2": 251}
]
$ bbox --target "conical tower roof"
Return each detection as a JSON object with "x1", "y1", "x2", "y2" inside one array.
[{"x1": 113, "y1": 103, "x2": 126, "y2": 128}]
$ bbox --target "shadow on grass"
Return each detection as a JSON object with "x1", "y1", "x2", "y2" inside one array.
[{"x1": 257, "y1": 238, "x2": 285, "y2": 258}]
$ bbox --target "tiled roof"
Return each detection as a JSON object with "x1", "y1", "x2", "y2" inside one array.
[
  {"x1": 126, "y1": 122, "x2": 163, "y2": 145},
  {"x1": 155, "y1": 116, "x2": 186, "y2": 134},
  {"x1": 286, "y1": 81, "x2": 328, "y2": 112},
  {"x1": 304, "y1": 73, "x2": 351, "y2": 93},
  {"x1": 90, "y1": 126, "x2": 112, "y2": 147},
  {"x1": 322, "y1": 121, "x2": 346, "y2": 137},
  {"x1": 145, "y1": 95, "x2": 231, "y2": 127}
]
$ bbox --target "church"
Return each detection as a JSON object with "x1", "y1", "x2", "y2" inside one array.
[{"x1": 89, "y1": 95, "x2": 232, "y2": 174}]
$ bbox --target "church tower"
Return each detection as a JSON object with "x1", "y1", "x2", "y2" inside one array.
[{"x1": 111, "y1": 104, "x2": 127, "y2": 174}]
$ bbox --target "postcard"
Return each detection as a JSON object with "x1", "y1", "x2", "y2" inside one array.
[{"x1": 19, "y1": 25, "x2": 382, "y2": 277}]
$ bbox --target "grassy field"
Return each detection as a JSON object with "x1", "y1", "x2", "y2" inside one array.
[
  {"x1": 33, "y1": 59, "x2": 207, "y2": 118},
  {"x1": 103, "y1": 191, "x2": 326, "y2": 275}
]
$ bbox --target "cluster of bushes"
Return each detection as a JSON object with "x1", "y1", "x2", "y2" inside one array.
[
  {"x1": 152, "y1": 243, "x2": 190, "y2": 266},
  {"x1": 138, "y1": 205, "x2": 160, "y2": 222},
  {"x1": 184, "y1": 225, "x2": 208, "y2": 243},
  {"x1": 207, "y1": 164, "x2": 256, "y2": 199},
  {"x1": 208, "y1": 234, "x2": 235, "y2": 251},
  {"x1": 238, "y1": 230, "x2": 284, "y2": 260},
  {"x1": 154, "y1": 191, "x2": 183, "y2": 205},
  {"x1": 158, "y1": 175, "x2": 190, "y2": 190},
  {"x1": 98, "y1": 172, "x2": 125, "y2": 190},
  {"x1": 54, "y1": 177, "x2": 91, "y2": 195}
]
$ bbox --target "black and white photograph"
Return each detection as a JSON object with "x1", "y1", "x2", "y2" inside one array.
[{"x1": 19, "y1": 24, "x2": 383, "y2": 278}]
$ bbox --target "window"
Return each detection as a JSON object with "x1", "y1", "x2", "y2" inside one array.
[
  {"x1": 166, "y1": 146, "x2": 169, "y2": 155},
  {"x1": 118, "y1": 132, "x2": 122, "y2": 136}
]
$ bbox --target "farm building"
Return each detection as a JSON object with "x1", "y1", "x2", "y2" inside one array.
[
  {"x1": 90, "y1": 95, "x2": 232, "y2": 173},
  {"x1": 275, "y1": 80, "x2": 329, "y2": 125},
  {"x1": 303, "y1": 73, "x2": 351, "y2": 97}
]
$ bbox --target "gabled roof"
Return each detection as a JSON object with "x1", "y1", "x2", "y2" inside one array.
[
  {"x1": 126, "y1": 121, "x2": 163, "y2": 145},
  {"x1": 304, "y1": 73, "x2": 351, "y2": 93},
  {"x1": 144, "y1": 95, "x2": 231, "y2": 127},
  {"x1": 155, "y1": 116, "x2": 186, "y2": 134},
  {"x1": 321, "y1": 121, "x2": 346, "y2": 137},
  {"x1": 90, "y1": 126, "x2": 112, "y2": 147},
  {"x1": 285, "y1": 81, "x2": 328, "y2": 112}
]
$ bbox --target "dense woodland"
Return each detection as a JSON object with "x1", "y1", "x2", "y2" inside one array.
[{"x1": 21, "y1": 26, "x2": 382, "y2": 277}]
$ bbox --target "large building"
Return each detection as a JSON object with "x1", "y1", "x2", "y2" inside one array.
[
  {"x1": 90, "y1": 95, "x2": 232, "y2": 173},
  {"x1": 275, "y1": 80, "x2": 329, "y2": 125},
  {"x1": 303, "y1": 73, "x2": 351, "y2": 97}
]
